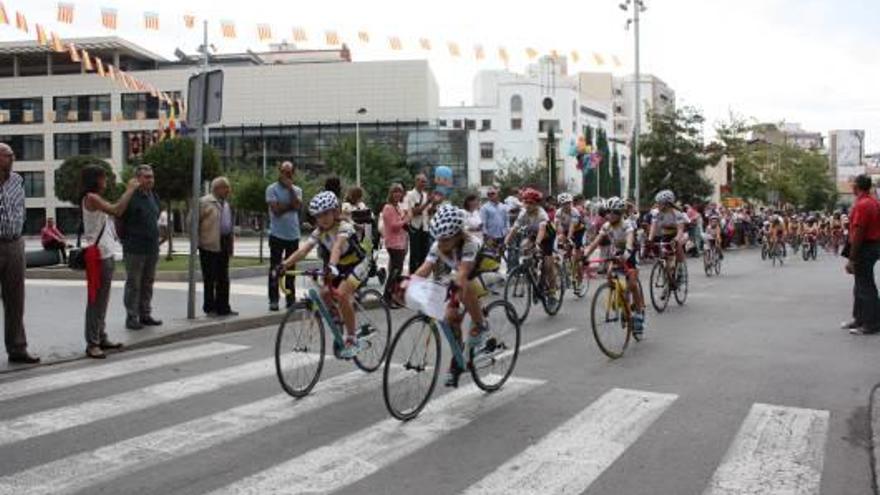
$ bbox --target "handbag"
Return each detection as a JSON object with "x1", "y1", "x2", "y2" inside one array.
[{"x1": 68, "y1": 211, "x2": 106, "y2": 271}]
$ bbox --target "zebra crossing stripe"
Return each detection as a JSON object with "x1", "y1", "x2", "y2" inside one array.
[
  {"x1": 703, "y1": 403, "x2": 829, "y2": 495},
  {"x1": 0, "y1": 355, "x2": 318, "y2": 447},
  {"x1": 0, "y1": 369, "x2": 385, "y2": 495},
  {"x1": 208, "y1": 377, "x2": 545, "y2": 495},
  {"x1": 460, "y1": 388, "x2": 678, "y2": 495},
  {"x1": 0, "y1": 343, "x2": 247, "y2": 403}
]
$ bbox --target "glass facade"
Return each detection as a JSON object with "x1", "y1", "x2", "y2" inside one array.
[
  {"x1": 0, "y1": 134, "x2": 43, "y2": 161},
  {"x1": 53, "y1": 94, "x2": 111, "y2": 123},
  {"x1": 121, "y1": 91, "x2": 182, "y2": 121},
  {"x1": 19, "y1": 171, "x2": 45, "y2": 198},
  {"x1": 54, "y1": 132, "x2": 112, "y2": 159},
  {"x1": 0, "y1": 97, "x2": 43, "y2": 124},
  {"x1": 24, "y1": 208, "x2": 45, "y2": 236}
]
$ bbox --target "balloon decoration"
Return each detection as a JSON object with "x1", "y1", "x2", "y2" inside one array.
[{"x1": 434, "y1": 165, "x2": 454, "y2": 197}]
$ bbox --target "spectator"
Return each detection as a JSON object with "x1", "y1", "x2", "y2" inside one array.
[
  {"x1": 40, "y1": 217, "x2": 68, "y2": 263},
  {"x1": 463, "y1": 193, "x2": 483, "y2": 241},
  {"x1": 480, "y1": 186, "x2": 508, "y2": 247},
  {"x1": 324, "y1": 176, "x2": 343, "y2": 201},
  {"x1": 266, "y1": 161, "x2": 303, "y2": 312},
  {"x1": 0, "y1": 143, "x2": 39, "y2": 364},
  {"x1": 199, "y1": 177, "x2": 237, "y2": 317},
  {"x1": 342, "y1": 186, "x2": 368, "y2": 221},
  {"x1": 405, "y1": 174, "x2": 431, "y2": 273},
  {"x1": 121, "y1": 165, "x2": 163, "y2": 330},
  {"x1": 843, "y1": 174, "x2": 880, "y2": 335},
  {"x1": 158, "y1": 209, "x2": 169, "y2": 246},
  {"x1": 80, "y1": 165, "x2": 138, "y2": 359},
  {"x1": 381, "y1": 183, "x2": 409, "y2": 296}
]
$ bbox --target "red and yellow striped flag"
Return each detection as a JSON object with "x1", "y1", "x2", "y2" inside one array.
[
  {"x1": 149, "y1": 85, "x2": 159, "y2": 98},
  {"x1": 388, "y1": 36, "x2": 402, "y2": 51},
  {"x1": 68, "y1": 42, "x2": 80, "y2": 62},
  {"x1": 0, "y1": 2, "x2": 8, "y2": 25},
  {"x1": 81, "y1": 49, "x2": 94, "y2": 71},
  {"x1": 35, "y1": 24, "x2": 48, "y2": 46},
  {"x1": 257, "y1": 23, "x2": 272, "y2": 41},
  {"x1": 106, "y1": 64, "x2": 116, "y2": 81},
  {"x1": 51, "y1": 32, "x2": 64, "y2": 52},
  {"x1": 95, "y1": 57, "x2": 105, "y2": 77},
  {"x1": 57, "y1": 2, "x2": 74, "y2": 24},
  {"x1": 474, "y1": 44, "x2": 485, "y2": 60},
  {"x1": 447, "y1": 42, "x2": 460, "y2": 57},
  {"x1": 15, "y1": 11, "x2": 27, "y2": 32},
  {"x1": 183, "y1": 14, "x2": 195, "y2": 29},
  {"x1": 293, "y1": 27, "x2": 307, "y2": 42},
  {"x1": 101, "y1": 8, "x2": 117, "y2": 30},
  {"x1": 419, "y1": 38, "x2": 431, "y2": 51},
  {"x1": 358, "y1": 31, "x2": 370, "y2": 43},
  {"x1": 144, "y1": 12, "x2": 159, "y2": 30},
  {"x1": 592, "y1": 52, "x2": 605, "y2": 65},
  {"x1": 612, "y1": 55, "x2": 622, "y2": 67},
  {"x1": 571, "y1": 50, "x2": 580, "y2": 63},
  {"x1": 498, "y1": 47, "x2": 509, "y2": 65},
  {"x1": 121, "y1": 73, "x2": 133, "y2": 90},
  {"x1": 325, "y1": 30, "x2": 340, "y2": 46},
  {"x1": 221, "y1": 20, "x2": 236, "y2": 38},
  {"x1": 525, "y1": 47, "x2": 537, "y2": 60}
]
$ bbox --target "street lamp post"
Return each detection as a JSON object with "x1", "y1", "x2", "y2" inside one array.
[
  {"x1": 621, "y1": 0, "x2": 646, "y2": 210},
  {"x1": 355, "y1": 107, "x2": 367, "y2": 187}
]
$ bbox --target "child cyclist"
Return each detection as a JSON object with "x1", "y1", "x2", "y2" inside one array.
[
  {"x1": 504, "y1": 188, "x2": 559, "y2": 306},
  {"x1": 277, "y1": 191, "x2": 371, "y2": 359},
  {"x1": 582, "y1": 197, "x2": 646, "y2": 335},
  {"x1": 411, "y1": 204, "x2": 490, "y2": 387},
  {"x1": 703, "y1": 214, "x2": 724, "y2": 260}
]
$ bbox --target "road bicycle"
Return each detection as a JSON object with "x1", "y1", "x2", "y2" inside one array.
[
  {"x1": 559, "y1": 239, "x2": 594, "y2": 299},
  {"x1": 703, "y1": 240, "x2": 722, "y2": 277},
  {"x1": 274, "y1": 269, "x2": 392, "y2": 398},
  {"x1": 589, "y1": 258, "x2": 645, "y2": 359},
  {"x1": 802, "y1": 234, "x2": 818, "y2": 261},
  {"x1": 648, "y1": 241, "x2": 688, "y2": 313},
  {"x1": 768, "y1": 238, "x2": 786, "y2": 267},
  {"x1": 503, "y1": 245, "x2": 566, "y2": 324},
  {"x1": 382, "y1": 279, "x2": 521, "y2": 421}
]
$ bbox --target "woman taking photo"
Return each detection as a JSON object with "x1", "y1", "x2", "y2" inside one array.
[
  {"x1": 381, "y1": 183, "x2": 409, "y2": 299},
  {"x1": 463, "y1": 193, "x2": 483, "y2": 242},
  {"x1": 80, "y1": 166, "x2": 138, "y2": 359}
]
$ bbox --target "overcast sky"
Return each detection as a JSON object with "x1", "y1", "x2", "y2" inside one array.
[{"x1": 8, "y1": 0, "x2": 880, "y2": 150}]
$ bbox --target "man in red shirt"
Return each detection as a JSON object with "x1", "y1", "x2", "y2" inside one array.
[
  {"x1": 843, "y1": 174, "x2": 880, "y2": 335},
  {"x1": 40, "y1": 217, "x2": 68, "y2": 264}
]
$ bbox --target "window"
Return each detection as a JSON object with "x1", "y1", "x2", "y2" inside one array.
[
  {"x1": 510, "y1": 118, "x2": 523, "y2": 130},
  {"x1": 465, "y1": 119, "x2": 477, "y2": 131},
  {"x1": 452, "y1": 119, "x2": 462, "y2": 129},
  {"x1": 539, "y1": 120, "x2": 560, "y2": 133},
  {"x1": 53, "y1": 94, "x2": 111, "y2": 123},
  {"x1": 0, "y1": 98, "x2": 43, "y2": 124},
  {"x1": 572, "y1": 100, "x2": 577, "y2": 117},
  {"x1": 510, "y1": 95, "x2": 523, "y2": 113},
  {"x1": 480, "y1": 170, "x2": 496, "y2": 186},
  {"x1": 0, "y1": 135, "x2": 43, "y2": 161},
  {"x1": 439, "y1": 119, "x2": 447, "y2": 127},
  {"x1": 614, "y1": 104, "x2": 623, "y2": 114},
  {"x1": 572, "y1": 121, "x2": 577, "y2": 133},
  {"x1": 54, "y1": 132, "x2": 112, "y2": 159},
  {"x1": 121, "y1": 91, "x2": 183, "y2": 120},
  {"x1": 19, "y1": 171, "x2": 45, "y2": 198},
  {"x1": 480, "y1": 142, "x2": 494, "y2": 160},
  {"x1": 123, "y1": 130, "x2": 165, "y2": 164},
  {"x1": 23, "y1": 208, "x2": 46, "y2": 236},
  {"x1": 481, "y1": 119, "x2": 492, "y2": 131}
]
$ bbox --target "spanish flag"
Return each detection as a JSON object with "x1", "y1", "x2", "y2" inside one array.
[
  {"x1": 15, "y1": 11, "x2": 27, "y2": 32},
  {"x1": 106, "y1": 64, "x2": 116, "y2": 81},
  {"x1": 325, "y1": 30, "x2": 340, "y2": 46},
  {"x1": 101, "y1": 8, "x2": 117, "y2": 30},
  {"x1": 358, "y1": 31, "x2": 370, "y2": 43},
  {"x1": 221, "y1": 20, "x2": 236, "y2": 38},
  {"x1": 388, "y1": 36, "x2": 402, "y2": 51},
  {"x1": 144, "y1": 12, "x2": 159, "y2": 30},
  {"x1": 51, "y1": 32, "x2": 64, "y2": 53},
  {"x1": 183, "y1": 14, "x2": 195, "y2": 29},
  {"x1": 81, "y1": 49, "x2": 94, "y2": 72},
  {"x1": 68, "y1": 42, "x2": 80, "y2": 63},
  {"x1": 95, "y1": 57, "x2": 105, "y2": 77},
  {"x1": 168, "y1": 104, "x2": 177, "y2": 138},
  {"x1": 525, "y1": 47, "x2": 537, "y2": 60},
  {"x1": 57, "y1": 2, "x2": 74, "y2": 24},
  {"x1": 293, "y1": 27, "x2": 307, "y2": 42},
  {"x1": 257, "y1": 24, "x2": 272, "y2": 41},
  {"x1": 35, "y1": 24, "x2": 48, "y2": 46},
  {"x1": 0, "y1": 2, "x2": 7, "y2": 25}
]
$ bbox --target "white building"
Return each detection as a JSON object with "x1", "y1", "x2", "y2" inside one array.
[
  {"x1": 578, "y1": 72, "x2": 675, "y2": 143},
  {"x1": 828, "y1": 129, "x2": 866, "y2": 204},
  {"x1": 438, "y1": 58, "x2": 625, "y2": 195},
  {"x1": 0, "y1": 37, "x2": 463, "y2": 234}
]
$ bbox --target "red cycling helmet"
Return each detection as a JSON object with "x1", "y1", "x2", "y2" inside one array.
[{"x1": 520, "y1": 188, "x2": 543, "y2": 204}]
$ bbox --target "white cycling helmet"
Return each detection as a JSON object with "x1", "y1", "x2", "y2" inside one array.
[
  {"x1": 605, "y1": 196, "x2": 625, "y2": 212},
  {"x1": 655, "y1": 190, "x2": 676, "y2": 205},
  {"x1": 429, "y1": 204, "x2": 466, "y2": 239},
  {"x1": 557, "y1": 192, "x2": 573, "y2": 205},
  {"x1": 309, "y1": 190, "x2": 339, "y2": 216}
]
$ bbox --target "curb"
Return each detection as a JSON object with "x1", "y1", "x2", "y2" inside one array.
[
  {"x1": 870, "y1": 383, "x2": 880, "y2": 495},
  {"x1": 26, "y1": 265, "x2": 268, "y2": 282}
]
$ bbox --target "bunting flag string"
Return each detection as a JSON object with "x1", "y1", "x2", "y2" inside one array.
[
  {"x1": 183, "y1": 13, "x2": 195, "y2": 29},
  {"x1": 0, "y1": 2, "x2": 7, "y2": 25},
  {"x1": 358, "y1": 31, "x2": 369, "y2": 43},
  {"x1": 81, "y1": 48, "x2": 93, "y2": 71},
  {"x1": 14, "y1": 10, "x2": 26, "y2": 32},
  {"x1": 292, "y1": 26, "x2": 307, "y2": 42},
  {"x1": 50, "y1": 31, "x2": 64, "y2": 52},
  {"x1": 35, "y1": 23, "x2": 48, "y2": 46},
  {"x1": 67, "y1": 42, "x2": 80, "y2": 62},
  {"x1": 100, "y1": 7, "x2": 116, "y2": 29},
  {"x1": 144, "y1": 12, "x2": 159, "y2": 30},
  {"x1": 220, "y1": 20, "x2": 235, "y2": 38},
  {"x1": 256, "y1": 23, "x2": 271, "y2": 41},
  {"x1": 388, "y1": 36, "x2": 401, "y2": 51},
  {"x1": 325, "y1": 30, "x2": 339, "y2": 46},
  {"x1": 57, "y1": 2, "x2": 74, "y2": 24}
]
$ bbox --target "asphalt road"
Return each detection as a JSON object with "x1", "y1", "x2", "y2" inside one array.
[{"x1": 1, "y1": 247, "x2": 878, "y2": 495}]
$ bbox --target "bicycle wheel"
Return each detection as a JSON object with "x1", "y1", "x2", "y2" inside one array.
[
  {"x1": 714, "y1": 254, "x2": 722, "y2": 276},
  {"x1": 352, "y1": 289, "x2": 392, "y2": 373},
  {"x1": 649, "y1": 261, "x2": 670, "y2": 313},
  {"x1": 504, "y1": 265, "x2": 532, "y2": 325},
  {"x1": 590, "y1": 282, "x2": 630, "y2": 359},
  {"x1": 572, "y1": 258, "x2": 589, "y2": 298},
  {"x1": 703, "y1": 250, "x2": 713, "y2": 277},
  {"x1": 541, "y1": 259, "x2": 566, "y2": 316},
  {"x1": 761, "y1": 244, "x2": 768, "y2": 260},
  {"x1": 275, "y1": 305, "x2": 326, "y2": 398},
  {"x1": 811, "y1": 244, "x2": 818, "y2": 260},
  {"x1": 470, "y1": 300, "x2": 521, "y2": 392},
  {"x1": 383, "y1": 314, "x2": 440, "y2": 421},
  {"x1": 674, "y1": 262, "x2": 689, "y2": 306}
]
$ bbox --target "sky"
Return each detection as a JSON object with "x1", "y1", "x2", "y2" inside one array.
[{"x1": 6, "y1": 0, "x2": 880, "y2": 150}]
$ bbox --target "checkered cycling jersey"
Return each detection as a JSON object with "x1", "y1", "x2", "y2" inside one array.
[
  {"x1": 599, "y1": 220, "x2": 635, "y2": 253},
  {"x1": 513, "y1": 208, "x2": 550, "y2": 238},
  {"x1": 555, "y1": 207, "x2": 582, "y2": 234},
  {"x1": 651, "y1": 208, "x2": 688, "y2": 236},
  {"x1": 426, "y1": 235, "x2": 482, "y2": 279},
  {"x1": 306, "y1": 221, "x2": 365, "y2": 268}
]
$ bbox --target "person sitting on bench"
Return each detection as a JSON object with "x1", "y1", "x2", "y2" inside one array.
[{"x1": 40, "y1": 217, "x2": 68, "y2": 263}]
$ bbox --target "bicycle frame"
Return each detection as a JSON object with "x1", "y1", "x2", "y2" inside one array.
[{"x1": 281, "y1": 272, "x2": 347, "y2": 351}]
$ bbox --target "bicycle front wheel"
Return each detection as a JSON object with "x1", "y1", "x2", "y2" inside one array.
[
  {"x1": 649, "y1": 261, "x2": 670, "y2": 313},
  {"x1": 591, "y1": 283, "x2": 630, "y2": 359},
  {"x1": 674, "y1": 262, "x2": 689, "y2": 306},
  {"x1": 275, "y1": 306, "x2": 326, "y2": 398},
  {"x1": 572, "y1": 258, "x2": 589, "y2": 298},
  {"x1": 541, "y1": 260, "x2": 566, "y2": 316},
  {"x1": 352, "y1": 288, "x2": 392, "y2": 373},
  {"x1": 703, "y1": 250, "x2": 713, "y2": 277},
  {"x1": 504, "y1": 265, "x2": 532, "y2": 325},
  {"x1": 383, "y1": 314, "x2": 441, "y2": 421},
  {"x1": 470, "y1": 301, "x2": 521, "y2": 392},
  {"x1": 714, "y1": 254, "x2": 722, "y2": 275}
]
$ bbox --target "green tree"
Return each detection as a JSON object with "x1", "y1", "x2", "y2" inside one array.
[
  {"x1": 494, "y1": 158, "x2": 549, "y2": 198},
  {"x1": 324, "y1": 136, "x2": 411, "y2": 211},
  {"x1": 230, "y1": 172, "x2": 272, "y2": 262},
  {"x1": 611, "y1": 148, "x2": 622, "y2": 197},
  {"x1": 582, "y1": 126, "x2": 596, "y2": 197},
  {"x1": 596, "y1": 129, "x2": 612, "y2": 197},
  {"x1": 141, "y1": 137, "x2": 221, "y2": 259},
  {"x1": 710, "y1": 115, "x2": 769, "y2": 203},
  {"x1": 54, "y1": 155, "x2": 122, "y2": 204},
  {"x1": 639, "y1": 106, "x2": 713, "y2": 205}
]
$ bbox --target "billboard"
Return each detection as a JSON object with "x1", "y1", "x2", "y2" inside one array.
[{"x1": 833, "y1": 130, "x2": 865, "y2": 183}]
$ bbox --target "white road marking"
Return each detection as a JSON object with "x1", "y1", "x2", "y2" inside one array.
[
  {"x1": 460, "y1": 388, "x2": 678, "y2": 495},
  {"x1": 703, "y1": 403, "x2": 830, "y2": 495},
  {"x1": 208, "y1": 377, "x2": 544, "y2": 495},
  {"x1": 0, "y1": 369, "x2": 385, "y2": 495},
  {"x1": 0, "y1": 343, "x2": 247, "y2": 403},
  {"x1": 0, "y1": 355, "x2": 317, "y2": 446},
  {"x1": 517, "y1": 327, "x2": 578, "y2": 354}
]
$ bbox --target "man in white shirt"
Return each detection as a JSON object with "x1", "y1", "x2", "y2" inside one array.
[{"x1": 405, "y1": 174, "x2": 431, "y2": 273}]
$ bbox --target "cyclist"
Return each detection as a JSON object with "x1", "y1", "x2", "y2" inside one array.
[
  {"x1": 411, "y1": 204, "x2": 490, "y2": 387},
  {"x1": 769, "y1": 213, "x2": 787, "y2": 258},
  {"x1": 648, "y1": 190, "x2": 688, "y2": 287},
  {"x1": 703, "y1": 214, "x2": 724, "y2": 260},
  {"x1": 571, "y1": 195, "x2": 589, "y2": 251},
  {"x1": 804, "y1": 215, "x2": 819, "y2": 253},
  {"x1": 504, "y1": 188, "x2": 559, "y2": 307},
  {"x1": 277, "y1": 191, "x2": 371, "y2": 358},
  {"x1": 582, "y1": 197, "x2": 646, "y2": 335}
]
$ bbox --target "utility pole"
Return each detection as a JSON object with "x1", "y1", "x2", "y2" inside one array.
[
  {"x1": 621, "y1": 0, "x2": 646, "y2": 210},
  {"x1": 187, "y1": 20, "x2": 209, "y2": 319}
]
